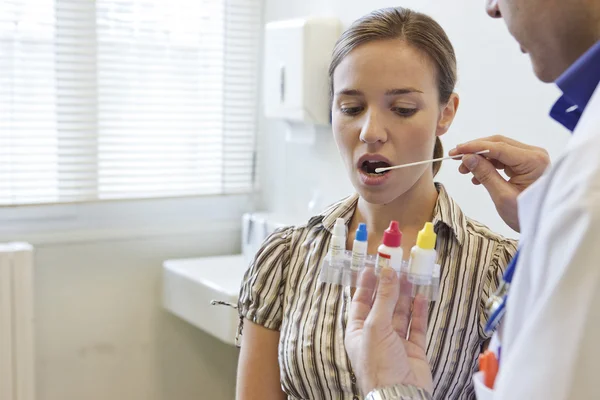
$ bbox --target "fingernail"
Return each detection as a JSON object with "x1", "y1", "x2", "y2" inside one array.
[
  {"x1": 463, "y1": 155, "x2": 479, "y2": 170},
  {"x1": 449, "y1": 145, "x2": 462, "y2": 155},
  {"x1": 379, "y1": 267, "x2": 394, "y2": 283}
]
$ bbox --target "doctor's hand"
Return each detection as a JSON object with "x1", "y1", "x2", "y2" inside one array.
[
  {"x1": 449, "y1": 135, "x2": 550, "y2": 232},
  {"x1": 345, "y1": 266, "x2": 432, "y2": 396}
]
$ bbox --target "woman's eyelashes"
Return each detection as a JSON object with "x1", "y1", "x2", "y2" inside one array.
[
  {"x1": 339, "y1": 104, "x2": 418, "y2": 118},
  {"x1": 340, "y1": 105, "x2": 363, "y2": 116},
  {"x1": 391, "y1": 106, "x2": 418, "y2": 117}
]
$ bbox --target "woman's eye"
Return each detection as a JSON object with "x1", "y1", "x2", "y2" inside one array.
[
  {"x1": 392, "y1": 107, "x2": 417, "y2": 117},
  {"x1": 340, "y1": 106, "x2": 363, "y2": 116}
]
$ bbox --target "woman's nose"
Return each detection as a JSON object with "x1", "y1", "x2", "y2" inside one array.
[
  {"x1": 359, "y1": 111, "x2": 388, "y2": 144},
  {"x1": 485, "y1": 0, "x2": 502, "y2": 19}
]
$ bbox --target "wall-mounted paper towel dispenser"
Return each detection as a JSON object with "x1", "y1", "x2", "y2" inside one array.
[{"x1": 263, "y1": 17, "x2": 342, "y2": 126}]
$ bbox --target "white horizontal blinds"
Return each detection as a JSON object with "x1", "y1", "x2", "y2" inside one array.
[
  {"x1": 56, "y1": 0, "x2": 98, "y2": 202},
  {"x1": 222, "y1": 0, "x2": 261, "y2": 193},
  {"x1": 0, "y1": 0, "x2": 261, "y2": 206},
  {"x1": 0, "y1": 0, "x2": 58, "y2": 205},
  {"x1": 96, "y1": 0, "x2": 261, "y2": 199},
  {"x1": 98, "y1": 0, "x2": 220, "y2": 198}
]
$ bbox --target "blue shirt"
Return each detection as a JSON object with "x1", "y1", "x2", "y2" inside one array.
[{"x1": 550, "y1": 39, "x2": 600, "y2": 132}]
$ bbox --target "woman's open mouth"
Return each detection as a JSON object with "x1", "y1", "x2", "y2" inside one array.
[
  {"x1": 357, "y1": 157, "x2": 392, "y2": 186},
  {"x1": 360, "y1": 160, "x2": 391, "y2": 175}
]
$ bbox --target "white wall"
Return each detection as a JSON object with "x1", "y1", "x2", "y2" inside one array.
[
  {"x1": 33, "y1": 234, "x2": 239, "y2": 400},
  {"x1": 1, "y1": 196, "x2": 248, "y2": 400},
  {"x1": 259, "y1": 0, "x2": 571, "y2": 238}
]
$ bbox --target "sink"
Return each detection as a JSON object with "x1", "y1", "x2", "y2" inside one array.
[
  {"x1": 162, "y1": 212, "x2": 303, "y2": 345},
  {"x1": 162, "y1": 255, "x2": 248, "y2": 346}
]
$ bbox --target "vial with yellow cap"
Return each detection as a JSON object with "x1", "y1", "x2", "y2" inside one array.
[{"x1": 408, "y1": 222, "x2": 437, "y2": 285}]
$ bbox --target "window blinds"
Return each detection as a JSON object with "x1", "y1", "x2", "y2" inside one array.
[{"x1": 0, "y1": 0, "x2": 261, "y2": 205}]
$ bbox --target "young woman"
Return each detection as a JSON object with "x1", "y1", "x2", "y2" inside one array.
[{"x1": 236, "y1": 7, "x2": 517, "y2": 400}]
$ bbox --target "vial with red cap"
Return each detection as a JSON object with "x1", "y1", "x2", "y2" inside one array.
[{"x1": 375, "y1": 221, "x2": 404, "y2": 274}]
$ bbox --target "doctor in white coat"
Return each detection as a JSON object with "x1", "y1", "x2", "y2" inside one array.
[{"x1": 344, "y1": 0, "x2": 600, "y2": 399}]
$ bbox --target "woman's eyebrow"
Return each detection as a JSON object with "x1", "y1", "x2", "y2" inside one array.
[
  {"x1": 335, "y1": 88, "x2": 424, "y2": 96},
  {"x1": 385, "y1": 88, "x2": 423, "y2": 95},
  {"x1": 335, "y1": 89, "x2": 364, "y2": 96}
]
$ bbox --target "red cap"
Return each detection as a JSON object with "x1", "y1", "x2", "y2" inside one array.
[{"x1": 382, "y1": 221, "x2": 402, "y2": 247}]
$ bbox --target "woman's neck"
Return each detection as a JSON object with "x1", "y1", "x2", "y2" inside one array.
[{"x1": 350, "y1": 174, "x2": 439, "y2": 247}]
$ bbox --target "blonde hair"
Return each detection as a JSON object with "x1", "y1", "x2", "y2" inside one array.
[{"x1": 329, "y1": 7, "x2": 457, "y2": 176}]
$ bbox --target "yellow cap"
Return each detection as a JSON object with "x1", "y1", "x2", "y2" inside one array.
[{"x1": 416, "y1": 222, "x2": 436, "y2": 250}]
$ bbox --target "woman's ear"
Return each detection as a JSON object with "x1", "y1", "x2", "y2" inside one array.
[{"x1": 436, "y1": 93, "x2": 460, "y2": 137}]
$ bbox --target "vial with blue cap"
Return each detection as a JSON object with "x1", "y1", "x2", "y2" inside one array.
[
  {"x1": 351, "y1": 223, "x2": 368, "y2": 270},
  {"x1": 341, "y1": 223, "x2": 367, "y2": 286}
]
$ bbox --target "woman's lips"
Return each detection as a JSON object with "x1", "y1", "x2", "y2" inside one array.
[
  {"x1": 357, "y1": 154, "x2": 393, "y2": 167},
  {"x1": 358, "y1": 169, "x2": 391, "y2": 186}
]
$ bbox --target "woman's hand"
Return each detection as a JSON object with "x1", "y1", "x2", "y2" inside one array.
[
  {"x1": 345, "y1": 266, "x2": 433, "y2": 396},
  {"x1": 450, "y1": 135, "x2": 550, "y2": 232}
]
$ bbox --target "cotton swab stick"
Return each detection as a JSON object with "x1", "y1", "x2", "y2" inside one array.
[{"x1": 374, "y1": 150, "x2": 491, "y2": 173}]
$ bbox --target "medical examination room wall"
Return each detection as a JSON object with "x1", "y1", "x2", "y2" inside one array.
[
  {"x1": 258, "y1": 0, "x2": 570, "y2": 239},
  {"x1": 9, "y1": 196, "x2": 245, "y2": 400}
]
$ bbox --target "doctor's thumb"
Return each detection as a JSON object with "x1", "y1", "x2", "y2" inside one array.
[
  {"x1": 370, "y1": 267, "x2": 400, "y2": 322},
  {"x1": 462, "y1": 154, "x2": 521, "y2": 232},
  {"x1": 462, "y1": 154, "x2": 480, "y2": 171},
  {"x1": 463, "y1": 155, "x2": 507, "y2": 196}
]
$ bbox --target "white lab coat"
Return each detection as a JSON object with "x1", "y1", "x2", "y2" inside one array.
[{"x1": 475, "y1": 83, "x2": 600, "y2": 399}]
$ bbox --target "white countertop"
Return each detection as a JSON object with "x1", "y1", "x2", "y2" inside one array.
[{"x1": 162, "y1": 254, "x2": 248, "y2": 346}]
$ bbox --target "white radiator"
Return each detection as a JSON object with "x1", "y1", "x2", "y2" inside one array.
[{"x1": 0, "y1": 243, "x2": 35, "y2": 400}]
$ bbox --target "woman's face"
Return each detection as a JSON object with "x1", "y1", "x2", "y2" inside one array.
[{"x1": 332, "y1": 39, "x2": 457, "y2": 205}]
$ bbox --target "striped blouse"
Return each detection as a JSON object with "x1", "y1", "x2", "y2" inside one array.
[{"x1": 238, "y1": 183, "x2": 517, "y2": 400}]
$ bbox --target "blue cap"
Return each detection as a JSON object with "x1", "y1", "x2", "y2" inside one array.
[{"x1": 355, "y1": 223, "x2": 368, "y2": 242}]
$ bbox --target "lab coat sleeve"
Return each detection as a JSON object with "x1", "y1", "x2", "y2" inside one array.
[{"x1": 493, "y1": 171, "x2": 600, "y2": 399}]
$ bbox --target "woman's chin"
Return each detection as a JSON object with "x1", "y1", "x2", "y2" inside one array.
[
  {"x1": 355, "y1": 185, "x2": 404, "y2": 205},
  {"x1": 352, "y1": 172, "x2": 423, "y2": 206}
]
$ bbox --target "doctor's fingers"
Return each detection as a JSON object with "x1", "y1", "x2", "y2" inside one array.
[
  {"x1": 451, "y1": 140, "x2": 542, "y2": 170},
  {"x1": 408, "y1": 294, "x2": 429, "y2": 350},
  {"x1": 472, "y1": 135, "x2": 540, "y2": 150},
  {"x1": 348, "y1": 266, "x2": 378, "y2": 330},
  {"x1": 459, "y1": 158, "x2": 506, "y2": 174},
  {"x1": 392, "y1": 275, "x2": 413, "y2": 339},
  {"x1": 461, "y1": 154, "x2": 521, "y2": 230},
  {"x1": 369, "y1": 267, "x2": 401, "y2": 326},
  {"x1": 450, "y1": 134, "x2": 540, "y2": 154}
]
